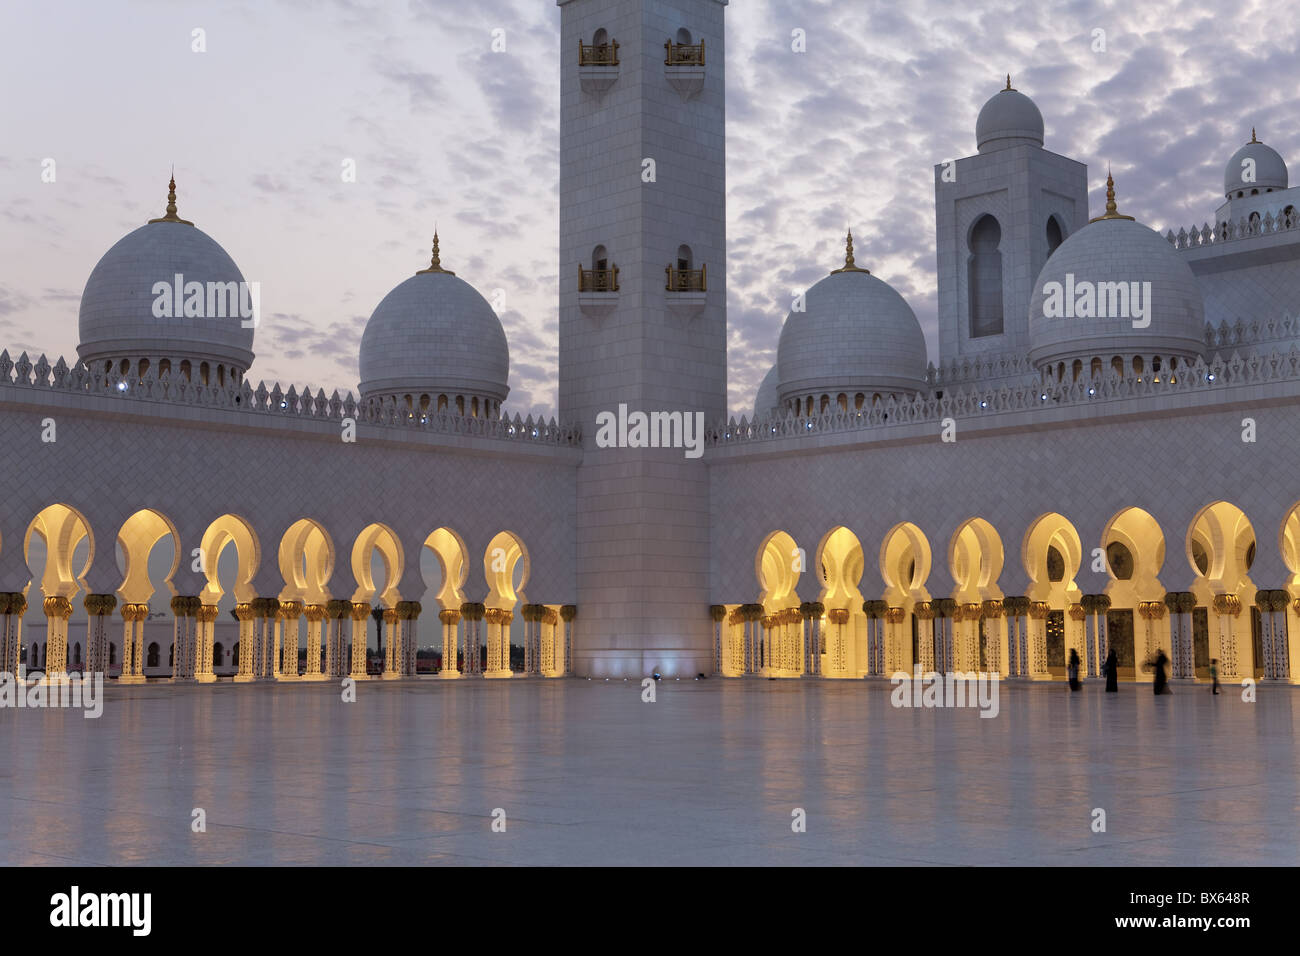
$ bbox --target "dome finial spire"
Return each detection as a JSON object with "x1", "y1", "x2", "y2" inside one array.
[
  {"x1": 147, "y1": 168, "x2": 194, "y2": 226},
  {"x1": 1089, "y1": 166, "x2": 1135, "y2": 223},
  {"x1": 830, "y1": 228, "x2": 870, "y2": 274},
  {"x1": 417, "y1": 229, "x2": 456, "y2": 275},
  {"x1": 1005, "y1": 73, "x2": 1013, "y2": 91},
  {"x1": 1250, "y1": 126, "x2": 1258, "y2": 143}
]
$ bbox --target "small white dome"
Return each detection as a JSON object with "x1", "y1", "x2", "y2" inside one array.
[
  {"x1": 1028, "y1": 177, "x2": 1205, "y2": 371},
  {"x1": 78, "y1": 181, "x2": 255, "y2": 375},
  {"x1": 1224, "y1": 132, "x2": 1288, "y2": 197},
  {"x1": 358, "y1": 239, "x2": 510, "y2": 405},
  {"x1": 777, "y1": 235, "x2": 928, "y2": 405},
  {"x1": 976, "y1": 80, "x2": 1044, "y2": 153},
  {"x1": 752, "y1": 365, "x2": 779, "y2": 421}
]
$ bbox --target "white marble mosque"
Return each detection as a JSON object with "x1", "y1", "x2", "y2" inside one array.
[{"x1": 5, "y1": 0, "x2": 1300, "y2": 689}]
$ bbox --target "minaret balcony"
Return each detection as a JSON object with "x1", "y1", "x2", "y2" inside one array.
[
  {"x1": 579, "y1": 40, "x2": 620, "y2": 95},
  {"x1": 665, "y1": 264, "x2": 706, "y2": 316},
  {"x1": 664, "y1": 39, "x2": 705, "y2": 100},
  {"x1": 578, "y1": 264, "x2": 619, "y2": 317}
]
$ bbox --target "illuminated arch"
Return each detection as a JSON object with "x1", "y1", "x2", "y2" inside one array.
[
  {"x1": 424, "y1": 527, "x2": 469, "y2": 611},
  {"x1": 484, "y1": 530, "x2": 529, "y2": 610},
  {"x1": 350, "y1": 523, "x2": 403, "y2": 607},
  {"x1": 117, "y1": 508, "x2": 180, "y2": 605},
  {"x1": 277, "y1": 518, "x2": 335, "y2": 604},
  {"x1": 199, "y1": 514, "x2": 260, "y2": 604}
]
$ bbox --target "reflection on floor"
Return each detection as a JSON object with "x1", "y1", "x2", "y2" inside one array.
[{"x1": 1, "y1": 677, "x2": 1296, "y2": 865}]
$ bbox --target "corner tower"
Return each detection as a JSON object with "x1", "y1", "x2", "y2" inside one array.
[
  {"x1": 933, "y1": 79, "x2": 1088, "y2": 364},
  {"x1": 557, "y1": 0, "x2": 728, "y2": 677}
]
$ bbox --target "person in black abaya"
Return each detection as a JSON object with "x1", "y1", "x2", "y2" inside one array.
[
  {"x1": 1067, "y1": 648, "x2": 1081, "y2": 691},
  {"x1": 1104, "y1": 647, "x2": 1118, "y2": 692},
  {"x1": 1152, "y1": 648, "x2": 1171, "y2": 695}
]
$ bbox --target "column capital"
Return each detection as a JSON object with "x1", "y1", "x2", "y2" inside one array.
[
  {"x1": 438, "y1": 608, "x2": 461, "y2": 625},
  {"x1": 278, "y1": 600, "x2": 304, "y2": 620},
  {"x1": 303, "y1": 603, "x2": 326, "y2": 622},
  {"x1": 196, "y1": 604, "x2": 220, "y2": 623},
  {"x1": 396, "y1": 600, "x2": 423, "y2": 620},
  {"x1": 84, "y1": 593, "x2": 118, "y2": 616},
  {"x1": 43, "y1": 595, "x2": 73, "y2": 619}
]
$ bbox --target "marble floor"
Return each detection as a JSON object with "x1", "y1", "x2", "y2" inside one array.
[{"x1": 1, "y1": 676, "x2": 1296, "y2": 866}]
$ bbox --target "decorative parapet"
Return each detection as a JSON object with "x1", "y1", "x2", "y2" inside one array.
[
  {"x1": 0, "y1": 350, "x2": 582, "y2": 448},
  {"x1": 1164, "y1": 208, "x2": 1300, "y2": 250},
  {"x1": 711, "y1": 348, "x2": 1300, "y2": 447},
  {"x1": 926, "y1": 351, "x2": 1035, "y2": 388}
]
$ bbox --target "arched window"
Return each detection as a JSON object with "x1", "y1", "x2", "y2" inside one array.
[
  {"x1": 217, "y1": 365, "x2": 226, "y2": 387},
  {"x1": 1046, "y1": 215, "x2": 1065, "y2": 256},
  {"x1": 180, "y1": 360, "x2": 192, "y2": 381},
  {"x1": 676, "y1": 244, "x2": 693, "y2": 271},
  {"x1": 437, "y1": 394, "x2": 448, "y2": 411},
  {"x1": 819, "y1": 394, "x2": 830, "y2": 413},
  {"x1": 804, "y1": 396, "x2": 813, "y2": 416},
  {"x1": 137, "y1": 359, "x2": 150, "y2": 380},
  {"x1": 854, "y1": 393, "x2": 865, "y2": 410},
  {"x1": 158, "y1": 359, "x2": 171, "y2": 378},
  {"x1": 1071, "y1": 359, "x2": 1082, "y2": 382},
  {"x1": 592, "y1": 244, "x2": 608, "y2": 271},
  {"x1": 836, "y1": 393, "x2": 848, "y2": 411},
  {"x1": 199, "y1": 362, "x2": 210, "y2": 385},
  {"x1": 214, "y1": 641, "x2": 225, "y2": 666},
  {"x1": 1132, "y1": 355, "x2": 1144, "y2": 376},
  {"x1": 147, "y1": 642, "x2": 159, "y2": 668},
  {"x1": 967, "y1": 214, "x2": 1003, "y2": 338},
  {"x1": 1284, "y1": 206, "x2": 1296, "y2": 227},
  {"x1": 676, "y1": 27, "x2": 692, "y2": 45},
  {"x1": 456, "y1": 395, "x2": 465, "y2": 415},
  {"x1": 593, "y1": 27, "x2": 608, "y2": 46},
  {"x1": 472, "y1": 396, "x2": 480, "y2": 418},
  {"x1": 1090, "y1": 357, "x2": 1103, "y2": 378},
  {"x1": 1111, "y1": 355, "x2": 1124, "y2": 376}
]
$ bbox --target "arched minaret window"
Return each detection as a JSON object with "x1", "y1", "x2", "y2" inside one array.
[
  {"x1": 967, "y1": 214, "x2": 1003, "y2": 338},
  {"x1": 1046, "y1": 215, "x2": 1065, "y2": 256},
  {"x1": 593, "y1": 244, "x2": 608, "y2": 271},
  {"x1": 676, "y1": 27, "x2": 692, "y2": 45}
]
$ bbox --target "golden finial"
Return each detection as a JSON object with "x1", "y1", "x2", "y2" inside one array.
[
  {"x1": 830, "y1": 228, "x2": 870, "y2": 274},
  {"x1": 416, "y1": 230, "x2": 455, "y2": 275},
  {"x1": 1005, "y1": 74, "x2": 1014, "y2": 91},
  {"x1": 1089, "y1": 166, "x2": 1135, "y2": 223},
  {"x1": 1250, "y1": 127, "x2": 1258, "y2": 143},
  {"x1": 147, "y1": 169, "x2": 194, "y2": 225}
]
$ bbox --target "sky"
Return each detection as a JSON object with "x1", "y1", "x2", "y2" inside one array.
[{"x1": 1, "y1": 0, "x2": 1297, "y2": 422}]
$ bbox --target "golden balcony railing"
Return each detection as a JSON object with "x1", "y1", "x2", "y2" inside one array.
[
  {"x1": 664, "y1": 38, "x2": 705, "y2": 66},
  {"x1": 666, "y1": 264, "x2": 706, "y2": 292},
  {"x1": 578, "y1": 264, "x2": 619, "y2": 292},
  {"x1": 578, "y1": 40, "x2": 619, "y2": 66}
]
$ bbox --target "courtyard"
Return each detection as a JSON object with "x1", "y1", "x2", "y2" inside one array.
[{"x1": 0, "y1": 677, "x2": 1296, "y2": 866}]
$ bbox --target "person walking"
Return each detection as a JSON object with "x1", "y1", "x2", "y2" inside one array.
[
  {"x1": 1068, "y1": 648, "x2": 1081, "y2": 691},
  {"x1": 1209, "y1": 658, "x2": 1220, "y2": 695},
  {"x1": 1104, "y1": 646, "x2": 1118, "y2": 692},
  {"x1": 1153, "y1": 648, "x2": 1171, "y2": 695}
]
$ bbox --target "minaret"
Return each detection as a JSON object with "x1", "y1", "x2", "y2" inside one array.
[{"x1": 557, "y1": 0, "x2": 728, "y2": 677}]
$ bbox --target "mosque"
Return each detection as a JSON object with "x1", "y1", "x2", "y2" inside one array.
[{"x1": 4, "y1": 0, "x2": 1300, "y2": 688}]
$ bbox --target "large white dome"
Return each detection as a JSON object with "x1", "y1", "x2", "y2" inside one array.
[
  {"x1": 358, "y1": 238, "x2": 510, "y2": 410},
  {"x1": 78, "y1": 180, "x2": 255, "y2": 378},
  {"x1": 777, "y1": 235, "x2": 928, "y2": 409},
  {"x1": 1028, "y1": 176, "x2": 1205, "y2": 372},
  {"x1": 1224, "y1": 131, "x2": 1288, "y2": 197},
  {"x1": 975, "y1": 79, "x2": 1044, "y2": 153}
]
